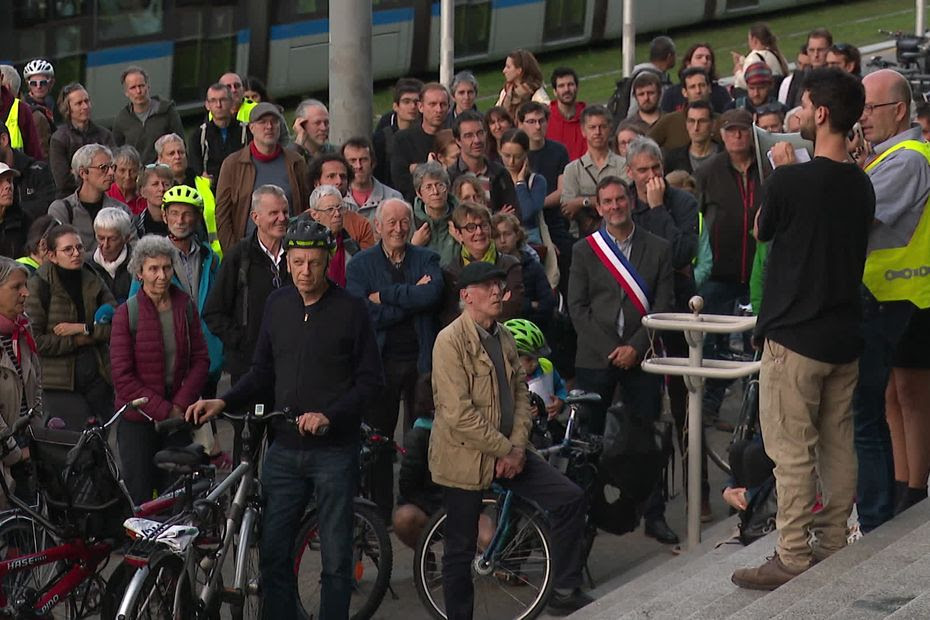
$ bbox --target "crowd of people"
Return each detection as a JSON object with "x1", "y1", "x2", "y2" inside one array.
[{"x1": 0, "y1": 19, "x2": 927, "y2": 617}]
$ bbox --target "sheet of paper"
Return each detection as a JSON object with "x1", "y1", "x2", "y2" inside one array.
[
  {"x1": 528, "y1": 375, "x2": 554, "y2": 404},
  {"x1": 767, "y1": 147, "x2": 811, "y2": 169}
]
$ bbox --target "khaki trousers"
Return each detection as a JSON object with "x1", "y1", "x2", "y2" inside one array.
[{"x1": 759, "y1": 339, "x2": 859, "y2": 571}]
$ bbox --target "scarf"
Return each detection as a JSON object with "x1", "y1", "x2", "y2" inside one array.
[
  {"x1": 0, "y1": 313, "x2": 36, "y2": 364},
  {"x1": 462, "y1": 242, "x2": 497, "y2": 266},
  {"x1": 249, "y1": 141, "x2": 282, "y2": 163},
  {"x1": 328, "y1": 234, "x2": 347, "y2": 287},
  {"x1": 93, "y1": 245, "x2": 128, "y2": 280}
]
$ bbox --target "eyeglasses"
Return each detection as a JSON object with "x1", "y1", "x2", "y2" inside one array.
[
  {"x1": 521, "y1": 118, "x2": 545, "y2": 126},
  {"x1": 471, "y1": 279, "x2": 507, "y2": 293},
  {"x1": 57, "y1": 243, "x2": 84, "y2": 255},
  {"x1": 313, "y1": 204, "x2": 345, "y2": 215},
  {"x1": 457, "y1": 222, "x2": 491, "y2": 233},
  {"x1": 88, "y1": 163, "x2": 117, "y2": 173},
  {"x1": 421, "y1": 182, "x2": 447, "y2": 194},
  {"x1": 862, "y1": 101, "x2": 901, "y2": 115},
  {"x1": 28, "y1": 79, "x2": 49, "y2": 88}
]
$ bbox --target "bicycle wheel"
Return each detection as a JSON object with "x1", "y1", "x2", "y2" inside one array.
[
  {"x1": 294, "y1": 501, "x2": 393, "y2": 620},
  {"x1": 0, "y1": 514, "x2": 78, "y2": 618},
  {"x1": 124, "y1": 551, "x2": 184, "y2": 620},
  {"x1": 230, "y1": 507, "x2": 262, "y2": 620},
  {"x1": 414, "y1": 497, "x2": 555, "y2": 620}
]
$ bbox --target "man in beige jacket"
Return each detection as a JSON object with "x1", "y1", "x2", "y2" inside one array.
[{"x1": 429, "y1": 260, "x2": 591, "y2": 618}]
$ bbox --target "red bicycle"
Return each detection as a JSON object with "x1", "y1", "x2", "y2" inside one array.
[{"x1": 0, "y1": 399, "x2": 213, "y2": 619}]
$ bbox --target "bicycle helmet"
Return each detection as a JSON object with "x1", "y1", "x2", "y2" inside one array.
[
  {"x1": 284, "y1": 216, "x2": 333, "y2": 251},
  {"x1": 504, "y1": 318, "x2": 550, "y2": 357},
  {"x1": 23, "y1": 59, "x2": 54, "y2": 78},
  {"x1": 161, "y1": 185, "x2": 203, "y2": 211}
]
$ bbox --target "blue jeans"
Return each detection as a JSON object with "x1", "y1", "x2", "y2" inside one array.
[
  {"x1": 853, "y1": 291, "x2": 914, "y2": 532},
  {"x1": 260, "y1": 441, "x2": 359, "y2": 619}
]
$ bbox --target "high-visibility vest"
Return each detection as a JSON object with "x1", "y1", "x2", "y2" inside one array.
[
  {"x1": 236, "y1": 99, "x2": 257, "y2": 124},
  {"x1": 864, "y1": 139, "x2": 930, "y2": 309},
  {"x1": 15, "y1": 256, "x2": 38, "y2": 270},
  {"x1": 5, "y1": 99, "x2": 22, "y2": 150},
  {"x1": 194, "y1": 175, "x2": 222, "y2": 259}
]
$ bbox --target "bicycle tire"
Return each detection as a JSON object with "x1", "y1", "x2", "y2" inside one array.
[
  {"x1": 123, "y1": 551, "x2": 184, "y2": 620},
  {"x1": 0, "y1": 513, "x2": 78, "y2": 619},
  {"x1": 294, "y1": 501, "x2": 393, "y2": 620},
  {"x1": 413, "y1": 497, "x2": 555, "y2": 620},
  {"x1": 230, "y1": 507, "x2": 262, "y2": 620}
]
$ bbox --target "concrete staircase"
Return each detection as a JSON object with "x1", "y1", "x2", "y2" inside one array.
[{"x1": 569, "y1": 501, "x2": 930, "y2": 619}]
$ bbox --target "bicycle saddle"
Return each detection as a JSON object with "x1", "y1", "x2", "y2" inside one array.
[
  {"x1": 154, "y1": 443, "x2": 207, "y2": 474},
  {"x1": 563, "y1": 390, "x2": 602, "y2": 405}
]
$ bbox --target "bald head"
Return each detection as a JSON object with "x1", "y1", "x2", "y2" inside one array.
[
  {"x1": 219, "y1": 72, "x2": 244, "y2": 107},
  {"x1": 860, "y1": 69, "x2": 911, "y2": 144}
]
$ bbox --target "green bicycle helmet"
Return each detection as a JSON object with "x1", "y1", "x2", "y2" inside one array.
[
  {"x1": 504, "y1": 318, "x2": 550, "y2": 357},
  {"x1": 161, "y1": 185, "x2": 203, "y2": 211},
  {"x1": 284, "y1": 216, "x2": 334, "y2": 251}
]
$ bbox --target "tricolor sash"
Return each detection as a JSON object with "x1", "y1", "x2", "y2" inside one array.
[{"x1": 587, "y1": 228, "x2": 651, "y2": 316}]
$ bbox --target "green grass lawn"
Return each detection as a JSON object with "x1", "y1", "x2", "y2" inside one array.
[{"x1": 366, "y1": 0, "x2": 924, "y2": 115}]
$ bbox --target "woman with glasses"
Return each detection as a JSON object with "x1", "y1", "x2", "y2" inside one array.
[
  {"x1": 134, "y1": 163, "x2": 174, "y2": 238},
  {"x1": 440, "y1": 201, "x2": 524, "y2": 326},
  {"x1": 304, "y1": 185, "x2": 359, "y2": 287},
  {"x1": 110, "y1": 235, "x2": 209, "y2": 504},
  {"x1": 49, "y1": 83, "x2": 115, "y2": 198},
  {"x1": 106, "y1": 146, "x2": 146, "y2": 215},
  {"x1": 411, "y1": 161, "x2": 460, "y2": 266},
  {"x1": 48, "y1": 144, "x2": 133, "y2": 254},
  {"x1": 26, "y1": 224, "x2": 116, "y2": 429}
]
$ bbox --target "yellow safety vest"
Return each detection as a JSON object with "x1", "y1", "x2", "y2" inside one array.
[
  {"x1": 194, "y1": 175, "x2": 222, "y2": 260},
  {"x1": 5, "y1": 99, "x2": 22, "y2": 150},
  {"x1": 864, "y1": 139, "x2": 930, "y2": 309},
  {"x1": 15, "y1": 256, "x2": 38, "y2": 270},
  {"x1": 236, "y1": 99, "x2": 257, "y2": 124}
]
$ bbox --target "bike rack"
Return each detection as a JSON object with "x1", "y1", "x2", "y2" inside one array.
[{"x1": 640, "y1": 297, "x2": 761, "y2": 551}]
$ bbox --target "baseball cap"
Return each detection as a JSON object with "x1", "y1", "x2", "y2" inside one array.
[
  {"x1": 744, "y1": 62, "x2": 773, "y2": 86},
  {"x1": 720, "y1": 109, "x2": 753, "y2": 130},
  {"x1": 458, "y1": 262, "x2": 506, "y2": 289},
  {"x1": 0, "y1": 163, "x2": 20, "y2": 178},
  {"x1": 249, "y1": 102, "x2": 285, "y2": 124}
]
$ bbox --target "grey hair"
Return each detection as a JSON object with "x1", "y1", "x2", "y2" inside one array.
[
  {"x1": 0, "y1": 66, "x2": 21, "y2": 95},
  {"x1": 295, "y1": 98, "x2": 328, "y2": 120},
  {"x1": 451, "y1": 70, "x2": 478, "y2": 93},
  {"x1": 784, "y1": 106, "x2": 802, "y2": 132},
  {"x1": 113, "y1": 145, "x2": 141, "y2": 169},
  {"x1": 93, "y1": 207, "x2": 134, "y2": 238},
  {"x1": 375, "y1": 198, "x2": 414, "y2": 225},
  {"x1": 307, "y1": 185, "x2": 343, "y2": 211},
  {"x1": 251, "y1": 184, "x2": 289, "y2": 213},
  {"x1": 128, "y1": 235, "x2": 177, "y2": 278},
  {"x1": 625, "y1": 136, "x2": 664, "y2": 165},
  {"x1": 0, "y1": 256, "x2": 28, "y2": 287},
  {"x1": 154, "y1": 133, "x2": 185, "y2": 158},
  {"x1": 71, "y1": 143, "x2": 113, "y2": 180},
  {"x1": 412, "y1": 160, "x2": 450, "y2": 193}
]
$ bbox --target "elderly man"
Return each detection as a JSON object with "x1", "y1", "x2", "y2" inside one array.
[
  {"x1": 215, "y1": 102, "x2": 310, "y2": 255},
  {"x1": 851, "y1": 69, "x2": 930, "y2": 528},
  {"x1": 48, "y1": 83, "x2": 115, "y2": 197},
  {"x1": 292, "y1": 99, "x2": 334, "y2": 165},
  {"x1": 342, "y1": 137, "x2": 403, "y2": 222},
  {"x1": 48, "y1": 144, "x2": 131, "y2": 254},
  {"x1": 346, "y1": 198, "x2": 444, "y2": 520},
  {"x1": 410, "y1": 161, "x2": 460, "y2": 266},
  {"x1": 187, "y1": 218, "x2": 383, "y2": 619},
  {"x1": 568, "y1": 176, "x2": 675, "y2": 539},
  {"x1": 87, "y1": 207, "x2": 134, "y2": 303},
  {"x1": 189, "y1": 83, "x2": 249, "y2": 183},
  {"x1": 432, "y1": 259, "x2": 592, "y2": 618},
  {"x1": 111, "y1": 66, "x2": 184, "y2": 164},
  {"x1": 446, "y1": 110, "x2": 512, "y2": 211}
]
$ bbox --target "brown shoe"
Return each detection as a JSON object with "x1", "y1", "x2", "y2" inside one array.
[{"x1": 731, "y1": 554, "x2": 807, "y2": 591}]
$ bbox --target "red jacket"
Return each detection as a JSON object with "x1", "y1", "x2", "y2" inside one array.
[
  {"x1": 546, "y1": 101, "x2": 586, "y2": 161},
  {"x1": 1, "y1": 86, "x2": 43, "y2": 161},
  {"x1": 110, "y1": 286, "x2": 210, "y2": 422}
]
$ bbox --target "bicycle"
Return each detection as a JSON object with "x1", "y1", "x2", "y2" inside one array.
[
  {"x1": 412, "y1": 391, "x2": 602, "y2": 620},
  {"x1": 0, "y1": 398, "x2": 212, "y2": 619},
  {"x1": 704, "y1": 349, "x2": 761, "y2": 477}
]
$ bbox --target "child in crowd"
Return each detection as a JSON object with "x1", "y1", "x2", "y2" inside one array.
[{"x1": 504, "y1": 319, "x2": 566, "y2": 420}]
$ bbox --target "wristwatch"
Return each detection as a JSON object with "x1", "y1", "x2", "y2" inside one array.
[
  {"x1": 83, "y1": 325, "x2": 90, "y2": 336},
  {"x1": 582, "y1": 198, "x2": 590, "y2": 208}
]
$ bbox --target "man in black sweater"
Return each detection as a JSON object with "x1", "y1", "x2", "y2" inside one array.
[
  {"x1": 391, "y1": 83, "x2": 450, "y2": 201},
  {"x1": 188, "y1": 218, "x2": 384, "y2": 618}
]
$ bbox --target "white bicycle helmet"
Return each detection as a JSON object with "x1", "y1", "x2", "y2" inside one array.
[{"x1": 23, "y1": 59, "x2": 54, "y2": 79}]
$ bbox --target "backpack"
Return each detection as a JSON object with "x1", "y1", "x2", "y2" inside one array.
[
  {"x1": 606, "y1": 68, "x2": 662, "y2": 128},
  {"x1": 738, "y1": 476, "x2": 777, "y2": 545},
  {"x1": 125, "y1": 294, "x2": 194, "y2": 336}
]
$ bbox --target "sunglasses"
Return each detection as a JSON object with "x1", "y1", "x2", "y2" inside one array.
[{"x1": 28, "y1": 79, "x2": 50, "y2": 88}]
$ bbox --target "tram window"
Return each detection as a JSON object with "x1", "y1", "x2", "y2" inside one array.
[
  {"x1": 97, "y1": 0, "x2": 164, "y2": 41},
  {"x1": 295, "y1": 0, "x2": 325, "y2": 14},
  {"x1": 725, "y1": 0, "x2": 759, "y2": 9},
  {"x1": 14, "y1": 0, "x2": 88, "y2": 25},
  {"x1": 543, "y1": 0, "x2": 586, "y2": 41},
  {"x1": 455, "y1": 1, "x2": 491, "y2": 58}
]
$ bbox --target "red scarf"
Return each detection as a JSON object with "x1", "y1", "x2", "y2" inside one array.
[
  {"x1": 0, "y1": 313, "x2": 37, "y2": 364},
  {"x1": 249, "y1": 141, "x2": 282, "y2": 163},
  {"x1": 328, "y1": 235, "x2": 346, "y2": 287}
]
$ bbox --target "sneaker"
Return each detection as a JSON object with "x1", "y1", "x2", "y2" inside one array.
[
  {"x1": 731, "y1": 553, "x2": 807, "y2": 591},
  {"x1": 548, "y1": 588, "x2": 594, "y2": 616}
]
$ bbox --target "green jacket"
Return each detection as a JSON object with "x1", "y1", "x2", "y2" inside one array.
[
  {"x1": 413, "y1": 196, "x2": 460, "y2": 268},
  {"x1": 694, "y1": 212, "x2": 713, "y2": 290},
  {"x1": 749, "y1": 240, "x2": 768, "y2": 315}
]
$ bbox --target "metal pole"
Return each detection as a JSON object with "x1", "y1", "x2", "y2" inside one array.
[
  {"x1": 918, "y1": 0, "x2": 926, "y2": 36},
  {"x1": 622, "y1": 0, "x2": 635, "y2": 77},
  {"x1": 440, "y1": 0, "x2": 455, "y2": 87},
  {"x1": 685, "y1": 330, "x2": 704, "y2": 551},
  {"x1": 329, "y1": 0, "x2": 373, "y2": 143}
]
